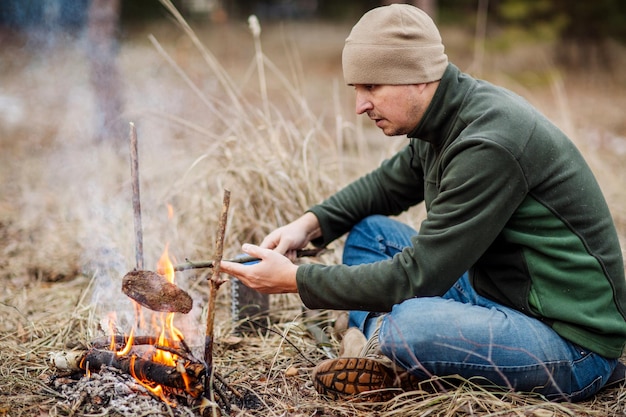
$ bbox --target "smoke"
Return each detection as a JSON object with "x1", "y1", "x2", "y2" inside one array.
[{"x1": 0, "y1": 0, "x2": 216, "y2": 349}]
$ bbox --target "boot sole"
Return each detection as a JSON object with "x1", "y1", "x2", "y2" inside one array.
[{"x1": 312, "y1": 357, "x2": 401, "y2": 401}]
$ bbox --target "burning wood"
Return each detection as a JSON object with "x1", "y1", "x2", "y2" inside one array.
[
  {"x1": 50, "y1": 332, "x2": 253, "y2": 415},
  {"x1": 91, "y1": 334, "x2": 184, "y2": 350},
  {"x1": 51, "y1": 348, "x2": 205, "y2": 399}
]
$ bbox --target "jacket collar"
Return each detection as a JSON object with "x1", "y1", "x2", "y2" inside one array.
[{"x1": 407, "y1": 63, "x2": 470, "y2": 147}]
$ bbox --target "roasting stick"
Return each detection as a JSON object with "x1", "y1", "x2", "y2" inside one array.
[
  {"x1": 204, "y1": 189, "x2": 230, "y2": 408},
  {"x1": 120, "y1": 249, "x2": 327, "y2": 313},
  {"x1": 173, "y1": 248, "x2": 325, "y2": 271},
  {"x1": 122, "y1": 127, "x2": 194, "y2": 315},
  {"x1": 129, "y1": 122, "x2": 144, "y2": 270},
  {"x1": 128, "y1": 122, "x2": 148, "y2": 329}
]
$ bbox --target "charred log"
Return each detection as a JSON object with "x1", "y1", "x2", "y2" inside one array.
[
  {"x1": 51, "y1": 348, "x2": 205, "y2": 398},
  {"x1": 91, "y1": 335, "x2": 184, "y2": 351}
]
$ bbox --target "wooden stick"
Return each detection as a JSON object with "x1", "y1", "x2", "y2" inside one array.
[
  {"x1": 204, "y1": 189, "x2": 230, "y2": 400},
  {"x1": 173, "y1": 248, "x2": 325, "y2": 271},
  {"x1": 129, "y1": 122, "x2": 144, "y2": 270}
]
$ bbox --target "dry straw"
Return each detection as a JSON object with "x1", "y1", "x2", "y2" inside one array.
[{"x1": 0, "y1": 0, "x2": 625, "y2": 416}]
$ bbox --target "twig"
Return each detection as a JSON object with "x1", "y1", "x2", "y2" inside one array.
[
  {"x1": 173, "y1": 248, "x2": 326, "y2": 271},
  {"x1": 153, "y1": 344, "x2": 198, "y2": 363},
  {"x1": 128, "y1": 122, "x2": 143, "y2": 270},
  {"x1": 204, "y1": 189, "x2": 230, "y2": 403}
]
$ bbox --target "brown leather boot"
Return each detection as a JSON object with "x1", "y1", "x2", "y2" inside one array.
[
  {"x1": 312, "y1": 357, "x2": 399, "y2": 401},
  {"x1": 312, "y1": 322, "x2": 420, "y2": 401}
]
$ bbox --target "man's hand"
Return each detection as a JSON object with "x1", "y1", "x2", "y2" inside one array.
[
  {"x1": 260, "y1": 212, "x2": 322, "y2": 259},
  {"x1": 220, "y1": 213, "x2": 321, "y2": 294},
  {"x1": 219, "y1": 244, "x2": 299, "y2": 294}
]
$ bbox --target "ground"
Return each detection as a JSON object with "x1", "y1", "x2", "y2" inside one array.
[{"x1": 1, "y1": 10, "x2": 625, "y2": 417}]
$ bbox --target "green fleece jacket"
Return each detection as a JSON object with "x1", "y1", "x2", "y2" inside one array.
[{"x1": 297, "y1": 64, "x2": 626, "y2": 358}]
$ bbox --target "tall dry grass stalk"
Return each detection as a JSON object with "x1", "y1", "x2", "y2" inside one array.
[{"x1": 153, "y1": 0, "x2": 357, "y2": 265}]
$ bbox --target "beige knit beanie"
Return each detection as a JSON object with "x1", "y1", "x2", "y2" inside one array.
[{"x1": 342, "y1": 4, "x2": 448, "y2": 85}]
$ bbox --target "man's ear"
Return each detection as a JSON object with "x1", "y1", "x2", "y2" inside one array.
[{"x1": 419, "y1": 80, "x2": 440, "y2": 95}]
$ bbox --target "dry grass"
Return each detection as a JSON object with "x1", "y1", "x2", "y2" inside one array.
[{"x1": 1, "y1": 2, "x2": 625, "y2": 416}]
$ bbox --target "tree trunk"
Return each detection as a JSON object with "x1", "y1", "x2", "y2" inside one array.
[
  {"x1": 87, "y1": 0, "x2": 125, "y2": 145},
  {"x1": 413, "y1": 0, "x2": 437, "y2": 20},
  {"x1": 383, "y1": 0, "x2": 438, "y2": 20}
]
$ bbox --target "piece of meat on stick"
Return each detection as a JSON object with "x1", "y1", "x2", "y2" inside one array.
[{"x1": 122, "y1": 270, "x2": 193, "y2": 314}]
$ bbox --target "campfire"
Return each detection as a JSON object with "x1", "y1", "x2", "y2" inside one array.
[
  {"x1": 49, "y1": 124, "x2": 256, "y2": 415},
  {"x1": 53, "y1": 248, "x2": 229, "y2": 413},
  {"x1": 51, "y1": 244, "x2": 207, "y2": 407}
]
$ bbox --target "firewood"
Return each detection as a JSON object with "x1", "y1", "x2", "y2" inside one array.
[
  {"x1": 122, "y1": 269, "x2": 193, "y2": 313},
  {"x1": 91, "y1": 335, "x2": 183, "y2": 350},
  {"x1": 50, "y1": 348, "x2": 205, "y2": 398}
]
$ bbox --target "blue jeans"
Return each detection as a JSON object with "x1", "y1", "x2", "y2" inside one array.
[{"x1": 344, "y1": 215, "x2": 617, "y2": 402}]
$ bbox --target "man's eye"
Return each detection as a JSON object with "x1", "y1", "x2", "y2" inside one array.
[{"x1": 353, "y1": 84, "x2": 376, "y2": 93}]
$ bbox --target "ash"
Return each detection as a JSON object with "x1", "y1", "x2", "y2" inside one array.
[{"x1": 51, "y1": 366, "x2": 199, "y2": 417}]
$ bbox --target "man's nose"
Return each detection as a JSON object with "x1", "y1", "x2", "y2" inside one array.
[{"x1": 355, "y1": 92, "x2": 373, "y2": 115}]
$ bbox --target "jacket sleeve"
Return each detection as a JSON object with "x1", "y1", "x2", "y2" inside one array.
[
  {"x1": 297, "y1": 139, "x2": 529, "y2": 311},
  {"x1": 308, "y1": 144, "x2": 425, "y2": 247}
]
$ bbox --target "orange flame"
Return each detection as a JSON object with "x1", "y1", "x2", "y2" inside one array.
[
  {"x1": 117, "y1": 327, "x2": 135, "y2": 357},
  {"x1": 110, "y1": 238, "x2": 189, "y2": 405},
  {"x1": 157, "y1": 243, "x2": 175, "y2": 282},
  {"x1": 129, "y1": 355, "x2": 176, "y2": 406},
  {"x1": 153, "y1": 242, "x2": 184, "y2": 368}
]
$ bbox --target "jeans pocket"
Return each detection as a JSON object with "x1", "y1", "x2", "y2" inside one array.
[
  {"x1": 567, "y1": 375, "x2": 604, "y2": 402},
  {"x1": 564, "y1": 345, "x2": 616, "y2": 402}
]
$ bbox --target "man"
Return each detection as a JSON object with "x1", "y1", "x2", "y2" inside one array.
[{"x1": 220, "y1": 4, "x2": 626, "y2": 402}]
